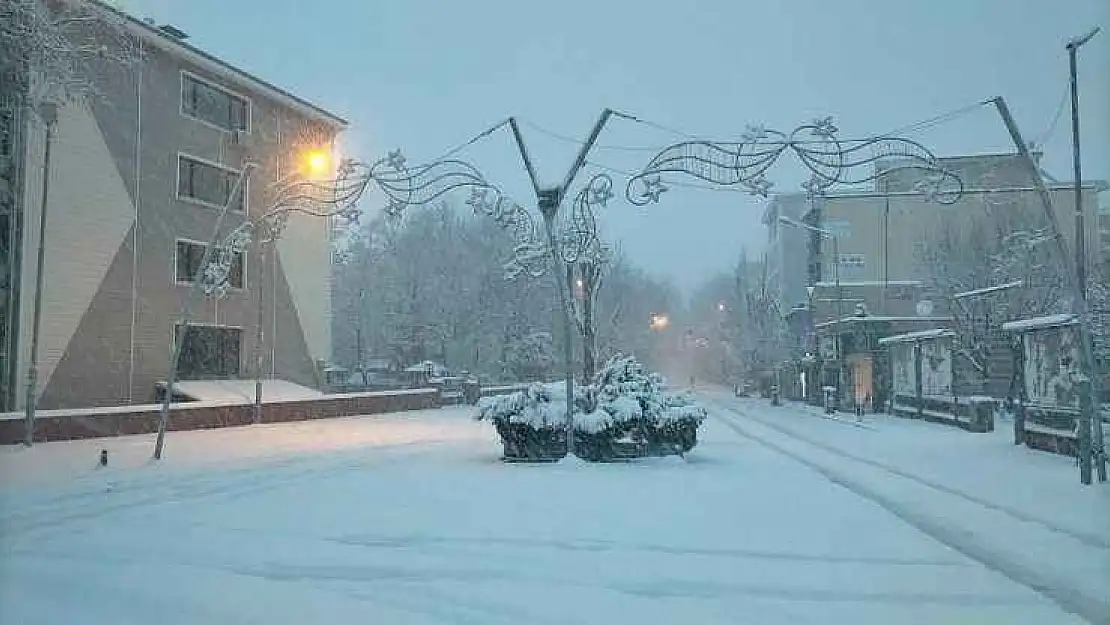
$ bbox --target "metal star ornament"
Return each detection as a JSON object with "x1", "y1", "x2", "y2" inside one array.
[
  {"x1": 640, "y1": 176, "x2": 668, "y2": 203},
  {"x1": 386, "y1": 149, "x2": 407, "y2": 172},
  {"x1": 743, "y1": 174, "x2": 774, "y2": 197},
  {"x1": 810, "y1": 117, "x2": 838, "y2": 138},
  {"x1": 741, "y1": 124, "x2": 769, "y2": 142},
  {"x1": 466, "y1": 187, "x2": 491, "y2": 214},
  {"x1": 589, "y1": 181, "x2": 614, "y2": 206}
]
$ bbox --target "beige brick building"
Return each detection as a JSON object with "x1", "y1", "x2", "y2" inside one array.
[{"x1": 1, "y1": 3, "x2": 346, "y2": 409}]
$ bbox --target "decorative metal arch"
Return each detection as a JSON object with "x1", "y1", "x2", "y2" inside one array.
[
  {"x1": 556, "y1": 173, "x2": 613, "y2": 266},
  {"x1": 625, "y1": 117, "x2": 965, "y2": 205}
]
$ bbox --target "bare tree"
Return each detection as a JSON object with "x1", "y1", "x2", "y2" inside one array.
[
  {"x1": 1, "y1": 0, "x2": 138, "y2": 109},
  {"x1": 916, "y1": 198, "x2": 1066, "y2": 392}
]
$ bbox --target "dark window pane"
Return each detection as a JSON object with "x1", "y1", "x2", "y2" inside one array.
[
  {"x1": 229, "y1": 252, "x2": 244, "y2": 289},
  {"x1": 178, "y1": 156, "x2": 245, "y2": 211},
  {"x1": 181, "y1": 75, "x2": 249, "y2": 132},
  {"x1": 176, "y1": 325, "x2": 241, "y2": 379},
  {"x1": 175, "y1": 240, "x2": 209, "y2": 283}
]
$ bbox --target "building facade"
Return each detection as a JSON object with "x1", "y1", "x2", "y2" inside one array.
[
  {"x1": 764, "y1": 153, "x2": 1106, "y2": 408},
  {"x1": 761, "y1": 193, "x2": 812, "y2": 316},
  {"x1": 0, "y1": 3, "x2": 346, "y2": 410}
]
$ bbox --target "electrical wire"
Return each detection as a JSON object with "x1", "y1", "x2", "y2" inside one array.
[
  {"x1": 521, "y1": 119, "x2": 666, "y2": 152},
  {"x1": 430, "y1": 118, "x2": 511, "y2": 162},
  {"x1": 1031, "y1": 80, "x2": 1070, "y2": 150}
]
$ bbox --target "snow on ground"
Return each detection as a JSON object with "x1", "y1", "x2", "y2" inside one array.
[
  {"x1": 171, "y1": 378, "x2": 324, "y2": 402},
  {"x1": 706, "y1": 393, "x2": 1110, "y2": 623},
  {"x1": 0, "y1": 404, "x2": 1100, "y2": 624}
]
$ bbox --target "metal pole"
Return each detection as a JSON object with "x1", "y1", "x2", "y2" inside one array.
[
  {"x1": 253, "y1": 245, "x2": 265, "y2": 424},
  {"x1": 1068, "y1": 44, "x2": 1086, "y2": 299},
  {"x1": 833, "y1": 234, "x2": 843, "y2": 409},
  {"x1": 154, "y1": 164, "x2": 255, "y2": 460},
  {"x1": 507, "y1": 110, "x2": 617, "y2": 459},
  {"x1": 1067, "y1": 28, "x2": 1106, "y2": 481},
  {"x1": 23, "y1": 103, "x2": 58, "y2": 446},
  {"x1": 991, "y1": 96, "x2": 1101, "y2": 484},
  {"x1": 540, "y1": 196, "x2": 575, "y2": 457}
]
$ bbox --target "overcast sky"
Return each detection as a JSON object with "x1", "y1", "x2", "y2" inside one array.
[{"x1": 125, "y1": 0, "x2": 1109, "y2": 293}]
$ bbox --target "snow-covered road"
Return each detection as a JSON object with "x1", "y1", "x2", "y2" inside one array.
[{"x1": 0, "y1": 402, "x2": 1104, "y2": 624}]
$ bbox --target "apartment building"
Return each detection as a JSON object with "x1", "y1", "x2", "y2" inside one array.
[
  {"x1": 822, "y1": 154, "x2": 1106, "y2": 294},
  {"x1": 763, "y1": 154, "x2": 1105, "y2": 325},
  {"x1": 760, "y1": 193, "x2": 812, "y2": 316},
  {"x1": 0, "y1": 3, "x2": 346, "y2": 409}
]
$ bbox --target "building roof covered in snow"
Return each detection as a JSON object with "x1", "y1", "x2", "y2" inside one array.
[
  {"x1": 1001, "y1": 314, "x2": 1078, "y2": 333},
  {"x1": 878, "y1": 329, "x2": 956, "y2": 345}
]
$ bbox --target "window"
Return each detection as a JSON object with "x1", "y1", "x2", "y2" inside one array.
[
  {"x1": 175, "y1": 240, "x2": 244, "y2": 288},
  {"x1": 175, "y1": 324, "x2": 241, "y2": 379},
  {"x1": 181, "y1": 72, "x2": 249, "y2": 132},
  {"x1": 177, "y1": 155, "x2": 246, "y2": 210}
]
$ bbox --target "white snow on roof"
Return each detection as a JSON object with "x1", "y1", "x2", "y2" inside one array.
[
  {"x1": 953, "y1": 281, "x2": 1024, "y2": 299},
  {"x1": 878, "y1": 329, "x2": 956, "y2": 345},
  {"x1": 815, "y1": 315, "x2": 953, "y2": 329},
  {"x1": 813, "y1": 280, "x2": 923, "y2": 287},
  {"x1": 1002, "y1": 314, "x2": 1078, "y2": 333}
]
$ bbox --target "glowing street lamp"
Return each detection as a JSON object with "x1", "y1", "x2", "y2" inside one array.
[
  {"x1": 650, "y1": 313, "x2": 670, "y2": 330},
  {"x1": 304, "y1": 148, "x2": 332, "y2": 179}
]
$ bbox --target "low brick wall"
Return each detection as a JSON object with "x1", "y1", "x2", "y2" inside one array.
[
  {"x1": 1015, "y1": 405, "x2": 1080, "y2": 457},
  {"x1": 891, "y1": 393, "x2": 997, "y2": 433},
  {"x1": 0, "y1": 389, "x2": 440, "y2": 445}
]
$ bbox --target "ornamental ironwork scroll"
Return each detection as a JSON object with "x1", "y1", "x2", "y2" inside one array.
[{"x1": 626, "y1": 117, "x2": 964, "y2": 205}]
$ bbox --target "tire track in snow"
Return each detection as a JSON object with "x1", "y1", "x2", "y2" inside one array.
[
  {"x1": 717, "y1": 400, "x2": 1109, "y2": 551},
  {"x1": 709, "y1": 402, "x2": 1110, "y2": 625},
  {"x1": 0, "y1": 440, "x2": 464, "y2": 540},
  {"x1": 331, "y1": 533, "x2": 968, "y2": 567}
]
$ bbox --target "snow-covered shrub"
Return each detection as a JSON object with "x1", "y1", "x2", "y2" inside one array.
[
  {"x1": 581, "y1": 354, "x2": 708, "y2": 457},
  {"x1": 475, "y1": 355, "x2": 707, "y2": 461},
  {"x1": 476, "y1": 383, "x2": 568, "y2": 460}
]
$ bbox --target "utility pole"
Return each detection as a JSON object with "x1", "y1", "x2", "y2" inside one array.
[
  {"x1": 1066, "y1": 27, "x2": 1105, "y2": 482},
  {"x1": 992, "y1": 96, "x2": 1104, "y2": 484},
  {"x1": 23, "y1": 101, "x2": 58, "y2": 446},
  {"x1": 507, "y1": 110, "x2": 615, "y2": 459}
]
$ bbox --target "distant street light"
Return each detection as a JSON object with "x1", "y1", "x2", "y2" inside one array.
[{"x1": 650, "y1": 313, "x2": 670, "y2": 330}]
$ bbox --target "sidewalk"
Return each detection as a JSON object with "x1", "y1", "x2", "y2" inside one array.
[
  {"x1": 713, "y1": 395, "x2": 1109, "y2": 543},
  {"x1": 708, "y1": 395, "x2": 1110, "y2": 624}
]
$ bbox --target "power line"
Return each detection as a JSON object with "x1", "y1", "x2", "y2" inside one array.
[
  {"x1": 431, "y1": 118, "x2": 511, "y2": 161},
  {"x1": 1032, "y1": 80, "x2": 1070, "y2": 150},
  {"x1": 521, "y1": 119, "x2": 665, "y2": 152}
]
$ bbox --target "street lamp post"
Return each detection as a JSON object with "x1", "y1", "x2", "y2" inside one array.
[
  {"x1": 991, "y1": 95, "x2": 1106, "y2": 484},
  {"x1": 1066, "y1": 27, "x2": 1105, "y2": 482},
  {"x1": 22, "y1": 101, "x2": 58, "y2": 446},
  {"x1": 1067, "y1": 26, "x2": 1100, "y2": 302},
  {"x1": 506, "y1": 111, "x2": 616, "y2": 458}
]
